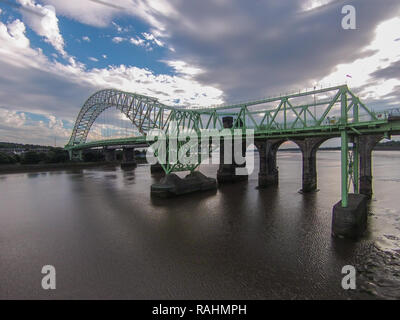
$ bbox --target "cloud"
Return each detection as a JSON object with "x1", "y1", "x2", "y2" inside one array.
[
  {"x1": 40, "y1": 0, "x2": 129, "y2": 27},
  {"x1": 0, "y1": 16, "x2": 224, "y2": 144},
  {"x1": 38, "y1": 0, "x2": 400, "y2": 108},
  {"x1": 2, "y1": 0, "x2": 400, "y2": 145},
  {"x1": 142, "y1": 32, "x2": 164, "y2": 47},
  {"x1": 370, "y1": 60, "x2": 400, "y2": 81},
  {"x1": 82, "y1": 35, "x2": 90, "y2": 42},
  {"x1": 112, "y1": 36, "x2": 125, "y2": 43},
  {"x1": 320, "y1": 17, "x2": 400, "y2": 107},
  {"x1": 162, "y1": 60, "x2": 202, "y2": 77},
  {"x1": 112, "y1": 32, "x2": 165, "y2": 50},
  {"x1": 88, "y1": 57, "x2": 99, "y2": 62},
  {"x1": 17, "y1": 0, "x2": 66, "y2": 56},
  {"x1": 0, "y1": 107, "x2": 70, "y2": 145}
]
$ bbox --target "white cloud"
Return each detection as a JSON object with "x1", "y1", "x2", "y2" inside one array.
[
  {"x1": 40, "y1": 0, "x2": 130, "y2": 27},
  {"x1": 0, "y1": 17, "x2": 224, "y2": 145},
  {"x1": 0, "y1": 107, "x2": 70, "y2": 145},
  {"x1": 301, "y1": 0, "x2": 335, "y2": 11},
  {"x1": 319, "y1": 17, "x2": 400, "y2": 106},
  {"x1": 111, "y1": 21, "x2": 130, "y2": 33},
  {"x1": 82, "y1": 36, "x2": 90, "y2": 42},
  {"x1": 40, "y1": 0, "x2": 176, "y2": 33},
  {"x1": 112, "y1": 36, "x2": 125, "y2": 43},
  {"x1": 102, "y1": 54, "x2": 107, "y2": 59},
  {"x1": 17, "y1": 0, "x2": 66, "y2": 56},
  {"x1": 162, "y1": 60, "x2": 202, "y2": 77},
  {"x1": 142, "y1": 32, "x2": 164, "y2": 47},
  {"x1": 113, "y1": 32, "x2": 164, "y2": 51},
  {"x1": 88, "y1": 57, "x2": 99, "y2": 62},
  {"x1": 129, "y1": 36, "x2": 145, "y2": 46}
]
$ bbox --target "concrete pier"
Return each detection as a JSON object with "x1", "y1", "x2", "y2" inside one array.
[
  {"x1": 68, "y1": 150, "x2": 83, "y2": 161},
  {"x1": 121, "y1": 147, "x2": 137, "y2": 170},
  {"x1": 151, "y1": 171, "x2": 217, "y2": 197},
  {"x1": 254, "y1": 139, "x2": 282, "y2": 188},
  {"x1": 292, "y1": 137, "x2": 327, "y2": 193},
  {"x1": 104, "y1": 148, "x2": 116, "y2": 162},
  {"x1": 358, "y1": 135, "x2": 382, "y2": 198},
  {"x1": 217, "y1": 116, "x2": 248, "y2": 184},
  {"x1": 332, "y1": 193, "x2": 368, "y2": 238}
]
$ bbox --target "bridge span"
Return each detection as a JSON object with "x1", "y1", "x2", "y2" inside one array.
[{"x1": 65, "y1": 85, "x2": 400, "y2": 238}]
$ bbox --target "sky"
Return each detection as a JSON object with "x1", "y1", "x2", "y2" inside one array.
[{"x1": 0, "y1": 0, "x2": 400, "y2": 146}]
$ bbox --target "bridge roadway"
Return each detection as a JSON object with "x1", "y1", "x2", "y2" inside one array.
[{"x1": 65, "y1": 85, "x2": 400, "y2": 238}]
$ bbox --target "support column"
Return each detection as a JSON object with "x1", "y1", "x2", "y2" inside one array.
[
  {"x1": 217, "y1": 116, "x2": 248, "y2": 183},
  {"x1": 121, "y1": 147, "x2": 137, "y2": 169},
  {"x1": 68, "y1": 149, "x2": 83, "y2": 161},
  {"x1": 358, "y1": 134, "x2": 382, "y2": 198},
  {"x1": 254, "y1": 139, "x2": 280, "y2": 188},
  {"x1": 104, "y1": 148, "x2": 116, "y2": 162},
  {"x1": 292, "y1": 137, "x2": 327, "y2": 193}
]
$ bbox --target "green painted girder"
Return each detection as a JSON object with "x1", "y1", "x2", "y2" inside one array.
[
  {"x1": 65, "y1": 85, "x2": 400, "y2": 177},
  {"x1": 66, "y1": 118, "x2": 400, "y2": 152}
]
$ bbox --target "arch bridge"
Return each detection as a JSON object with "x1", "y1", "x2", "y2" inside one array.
[{"x1": 65, "y1": 85, "x2": 400, "y2": 236}]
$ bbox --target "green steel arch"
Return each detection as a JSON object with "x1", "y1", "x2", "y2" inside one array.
[
  {"x1": 67, "y1": 89, "x2": 177, "y2": 146},
  {"x1": 67, "y1": 85, "x2": 398, "y2": 150}
]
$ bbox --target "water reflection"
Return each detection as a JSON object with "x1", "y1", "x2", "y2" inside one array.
[{"x1": 0, "y1": 151, "x2": 398, "y2": 299}]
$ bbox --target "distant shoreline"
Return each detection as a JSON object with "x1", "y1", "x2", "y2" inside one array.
[
  {"x1": 0, "y1": 161, "x2": 119, "y2": 174},
  {"x1": 0, "y1": 148, "x2": 399, "y2": 174},
  {"x1": 277, "y1": 147, "x2": 400, "y2": 152}
]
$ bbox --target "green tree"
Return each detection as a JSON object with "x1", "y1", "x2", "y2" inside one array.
[
  {"x1": 0, "y1": 152, "x2": 12, "y2": 164},
  {"x1": 21, "y1": 151, "x2": 42, "y2": 164}
]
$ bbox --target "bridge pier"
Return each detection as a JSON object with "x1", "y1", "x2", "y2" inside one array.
[
  {"x1": 358, "y1": 134, "x2": 383, "y2": 198},
  {"x1": 254, "y1": 139, "x2": 281, "y2": 188},
  {"x1": 104, "y1": 148, "x2": 117, "y2": 162},
  {"x1": 121, "y1": 147, "x2": 137, "y2": 169},
  {"x1": 217, "y1": 116, "x2": 248, "y2": 184},
  {"x1": 292, "y1": 137, "x2": 327, "y2": 193},
  {"x1": 68, "y1": 150, "x2": 83, "y2": 161}
]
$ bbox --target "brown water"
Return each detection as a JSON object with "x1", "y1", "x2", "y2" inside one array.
[{"x1": 0, "y1": 150, "x2": 399, "y2": 299}]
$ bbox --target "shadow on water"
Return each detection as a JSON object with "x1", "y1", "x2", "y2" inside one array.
[
  {"x1": 150, "y1": 188, "x2": 218, "y2": 207},
  {"x1": 26, "y1": 172, "x2": 40, "y2": 178}
]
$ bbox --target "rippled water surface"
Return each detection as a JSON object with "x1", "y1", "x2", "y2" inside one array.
[{"x1": 0, "y1": 150, "x2": 399, "y2": 299}]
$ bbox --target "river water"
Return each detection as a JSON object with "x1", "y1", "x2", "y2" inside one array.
[{"x1": 0, "y1": 150, "x2": 399, "y2": 299}]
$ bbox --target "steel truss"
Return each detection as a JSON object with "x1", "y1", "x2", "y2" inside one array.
[{"x1": 66, "y1": 85, "x2": 400, "y2": 207}]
